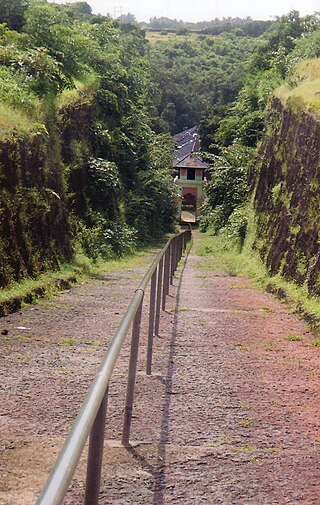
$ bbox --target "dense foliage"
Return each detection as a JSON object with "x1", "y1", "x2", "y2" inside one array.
[
  {"x1": 201, "y1": 12, "x2": 320, "y2": 152},
  {"x1": 199, "y1": 11, "x2": 320, "y2": 241},
  {"x1": 1, "y1": 0, "x2": 319, "y2": 288},
  {"x1": 200, "y1": 144, "x2": 254, "y2": 237},
  {"x1": 0, "y1": 0, "x2": 177, "y2": 287},
  {"x1": 148, "y1": 32, "x2": 258, "y2": 134}
]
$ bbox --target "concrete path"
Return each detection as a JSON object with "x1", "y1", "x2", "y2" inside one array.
[
  {"x1": 99, "y1": 235, "x2": 320, "y2": 504},
  {"x1": 2, "y1": 235, "x2": 320, "y2": 504}
]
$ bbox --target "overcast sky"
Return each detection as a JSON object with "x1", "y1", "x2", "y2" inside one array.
[{"x1": 54, "y1": 0, "x2": 320, "y2": 22}]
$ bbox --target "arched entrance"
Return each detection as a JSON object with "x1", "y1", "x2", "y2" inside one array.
[{"x1": 182, "y1": 192, "x2": 197, "y2": 212}]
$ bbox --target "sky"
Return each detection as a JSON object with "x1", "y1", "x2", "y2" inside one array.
[{"x1": 55, "y1": 0, "x2": 320, "y2": 22}]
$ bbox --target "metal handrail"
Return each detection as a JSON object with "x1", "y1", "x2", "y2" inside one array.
[{"x1": 36, "y1": 228, "x2": 191, "y2": 505}]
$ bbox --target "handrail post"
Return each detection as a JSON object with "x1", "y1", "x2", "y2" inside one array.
[
  {"x1": 36, "y1": 230, "x2": 193, "y2": 505},
  {"x1": 84, "y1": 388, "x2": 109, "y2": 505},
  {"x1": 180, "y1": 233, "x2": 184, "y2": 260},
  {"x1": 122, "y1": 298, "x2": 143, "y2": 446},
  {"x1": 162, "y1": 248, "x2": 170, "y2": 310},
  {"x1": 174, "y1": 236, "x2": 179, "y2": 272},
  {"x1": 154, "y1": 257, "x2": 163, "y2": 336},
  {"x1": 170, "y1": 240, "x2": 175, "y2": 285},
  {"x1": 146, "y1": 270, "x2": 157, "y2": 375},
  {"x1": 176, "y1": 236, "x2": 181, "y2": 268},
  {"x1": 166, "y1": 247, "x2": 170, "y2": 296},
  {"x1": 183, "y1": 232, "x2": 187, "y2": 252}
]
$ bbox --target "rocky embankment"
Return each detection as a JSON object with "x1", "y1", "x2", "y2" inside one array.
[{"x1": 254, "y1": 97, "x2": 320, "y2": 295}]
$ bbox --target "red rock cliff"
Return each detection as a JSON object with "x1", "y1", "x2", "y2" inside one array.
[{"x1": 254, "y1": 97, "x2": 320, "y2": 295}]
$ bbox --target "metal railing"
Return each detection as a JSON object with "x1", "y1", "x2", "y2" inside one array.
[{"x1": 36, "y1": 228, "x2": 192, "y2": 505}]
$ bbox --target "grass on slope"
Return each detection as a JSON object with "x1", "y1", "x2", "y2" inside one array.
[
  {"x1": 276, "y1": 58, "x2": 320, "y2": 114},
  {"x1": 0, "y1": 103, "x2": 41, "y2": 137},
  {"x1": 0, "y1": 244, "x2": 163, "y2": 306},
  {"x1": 145, "y1": 30, "x2": 213, "y2": 44},
  {"x1": 57, "y1": 72, "x2": 99, "y2": 108}
]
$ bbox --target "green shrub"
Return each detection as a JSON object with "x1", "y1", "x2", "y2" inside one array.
[
  {"x1": 219, "y1": 206, "x2": 249, "y2": 248},
  {"x1": 77, "y1": 219, "x2": 113, "y2": 261},
  {"x1": 0, "y1": 66, "x2": 39, "y2": 112},
  {"x1": 88, "y1": 157, "x2": 121, "y2": 217},
  {"x1": 201, "y1": 143, "x2": 254, "y2": 233},
  {"x1": 77, "y1": 213, "x2": 137, "y2": 260}
]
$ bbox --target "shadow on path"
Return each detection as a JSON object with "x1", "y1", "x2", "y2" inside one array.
[{"x1": 126, "y1": 250, "x2": 189, "y2": 504}]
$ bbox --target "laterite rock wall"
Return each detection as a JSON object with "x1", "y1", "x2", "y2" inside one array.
[
  {"x1": 254, "y1": 98, "x2": 320, "y2": 294},
  {"x1": 0, "y1": 95, "x2": 95, "y2": 288}
]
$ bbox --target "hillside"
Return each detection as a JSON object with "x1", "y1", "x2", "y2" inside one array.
[
  {"x1": 276, "y1": 58, "x2": 320, "y2": 114},
  {"x1": 254, "y1": 95, "x2": 320, "y2": 292},
  {"x1": 0, "y1": 1, "x2": 177, "y2": 289},
  {"x1": 252, "y1": 55, "x2": 320, "y2": 295},
  {"x1": 147, "y1": 31, "x2": 259, "y2": 133},
  {"x1": 1, "y1": 3, "x2": 320, "y2": 305}
]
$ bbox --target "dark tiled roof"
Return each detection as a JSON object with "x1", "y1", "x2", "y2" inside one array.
[
  {"x1": 173, "y1": 126, "x2": 200, "y2": 163},
  {"x1": 175, "y1": 154, "x2": 209, "y2": 169},
  {"x1": 173, "y1": 127, "x2": 208, "y2": 169}
]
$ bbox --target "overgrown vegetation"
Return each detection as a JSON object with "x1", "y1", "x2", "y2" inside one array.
[
  {"x1": 196, "y1": 11, "x2": 320, "y2": 332},
  {"x1": 199, "y1": 144, "x2": 254, "y2": 238},
  {"x1": 0, "y1": 0, "x2": 177, "y2": 289},
  {"x1": 148, "y1": 31, "x2": 259, "y2": 134},
  {"x1": 1, "y1": 0, "x2": 320, "y2": 310},
  {"x1": 199, "y1": 11, "x2": 320, "y2": 243}
]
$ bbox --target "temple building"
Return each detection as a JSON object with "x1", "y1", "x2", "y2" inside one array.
[{"x1": 173, "y1": 127, "x2": 209, "y2": 223}]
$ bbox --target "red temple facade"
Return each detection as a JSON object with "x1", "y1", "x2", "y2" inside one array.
[{"x1": 173, "y1": 128, "x2": 208, "y2": 223}]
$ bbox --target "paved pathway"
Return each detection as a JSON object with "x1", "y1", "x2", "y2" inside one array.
[
  {"x1": 99, "y1": 235, "x2": 320, "y2": 504},
  {"x1": 2, "y1": 235, "x2": 320, "y2": 504}
]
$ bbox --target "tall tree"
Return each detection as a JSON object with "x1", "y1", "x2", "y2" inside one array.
[{"x1": 0, "y1": 0, "x2": 29, "y2": 31}]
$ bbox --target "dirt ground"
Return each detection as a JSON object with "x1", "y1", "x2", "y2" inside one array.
[{"x1": 1, "y1": 232, "x2": 320, "y2": 504}]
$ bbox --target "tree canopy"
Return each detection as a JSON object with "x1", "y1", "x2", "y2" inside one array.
[{"x1": 1, "y1": 0, "x2": 319, "y2": 284}]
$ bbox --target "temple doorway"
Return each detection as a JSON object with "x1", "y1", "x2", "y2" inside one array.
[{"x1": 182, "y1": 192, "x2": 197, "y2": 212}]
